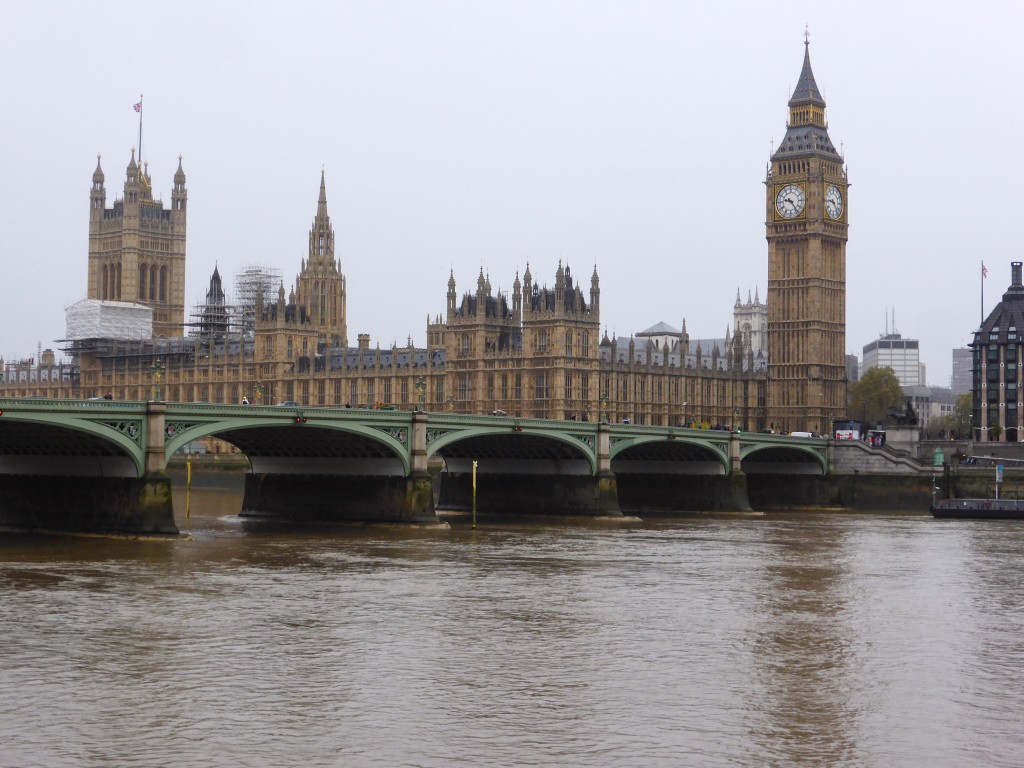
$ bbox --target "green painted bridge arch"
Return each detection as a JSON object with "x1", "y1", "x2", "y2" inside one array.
[
  {"x1": 423, "y1": 414, "x2": 599, "y2": 476},
  {"x1": 162, "y1": 404, "x2": 414, "y2": 476},
  {"x1": 738, "y1": 433, "x2": 829, "y2": 475},
  {"x1": 606, "y1": 426, "x2": 732, "y2": 475},
  {"x1": 0, "y1": 398, "x2": 148, "y2": 476}
]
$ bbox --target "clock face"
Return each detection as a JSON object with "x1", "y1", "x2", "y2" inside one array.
[
  {"x1": 825, "y1": 185, "x2": 844, "y2": 219},
  {"x1": 775, "y1": 184, "x2": 805, "y2": 218}
]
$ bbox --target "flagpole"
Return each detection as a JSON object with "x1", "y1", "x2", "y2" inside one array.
[{"x1": 137, "y1": 94, "x2": 143, "y2": 167}]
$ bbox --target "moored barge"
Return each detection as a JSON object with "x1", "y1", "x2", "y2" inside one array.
[{"x1": 931, "y1": 498, "x2": 1024, "y2": 520}]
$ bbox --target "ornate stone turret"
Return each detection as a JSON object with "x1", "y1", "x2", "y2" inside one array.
[
  {"x1": 447, "y1": 269, "x2": 457, "y2": 315},
  {"x1": 90, "y1": 155, "x2": 105, "y2": 214},
  {"x1": 172, "y1": 156, "x2": 187, "y2": 212},
  {"x1": 476, "y1": 268, "x2": 487, "y2": 314},
  {"x1": 124, "y1": 149, "x2": 140, "y2": 203}
]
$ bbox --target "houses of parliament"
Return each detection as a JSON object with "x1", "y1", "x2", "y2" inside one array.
[{"x1": 0, "y1": 41, "x2": 849, "y2": 435}]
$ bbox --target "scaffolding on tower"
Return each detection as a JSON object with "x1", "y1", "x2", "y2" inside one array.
[{"x1": 233, "y1": 265, "x2": 282, "y2": 337}]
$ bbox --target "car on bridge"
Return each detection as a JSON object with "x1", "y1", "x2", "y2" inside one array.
[{"x1": 276, "y1": 401, "x2": 301, "y2": 407}]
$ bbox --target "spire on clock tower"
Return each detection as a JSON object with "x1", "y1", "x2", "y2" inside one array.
[
  {"x1": 790, "y1": 34, "x2": 825, "y2": 108},
  {"x1": 773, "y1": 38, "x2": 841, "y2": 162}
]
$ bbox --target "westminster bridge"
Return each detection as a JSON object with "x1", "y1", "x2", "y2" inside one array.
[{"x1": 0, "y1": 398, "x2": 843, "y2": 534}]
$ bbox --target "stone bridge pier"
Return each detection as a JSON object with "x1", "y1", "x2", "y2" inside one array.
[{"x1": 135, "y1": 402, "x2": 178, "y2": 532}]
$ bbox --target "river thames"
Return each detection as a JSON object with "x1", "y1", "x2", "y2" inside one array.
[{"x1": 1, "y1": 485, "x2": 1022, "y2": 767}]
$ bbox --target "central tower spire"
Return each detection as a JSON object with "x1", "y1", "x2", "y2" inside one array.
[
  {"x1": 317, "y1": 168, "x2": 329, "y2": 221},
  {"x1": 295, "y1": 170, "x2": 347, "y2": 347}
]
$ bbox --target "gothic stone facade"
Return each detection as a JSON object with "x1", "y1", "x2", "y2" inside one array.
[{"x1": 428, "y1": 264, "x2": 764, "y2": 427}]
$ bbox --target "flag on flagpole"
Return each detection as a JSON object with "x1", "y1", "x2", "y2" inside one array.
[
  {"x1": 981, "y1": 261, "x2": 987, "y2": 324},
  {"x1": 134, "y1": 101, "x2": 142, "y2": 113}
]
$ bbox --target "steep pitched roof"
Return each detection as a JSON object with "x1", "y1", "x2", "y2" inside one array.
[{"x1": 789, "y1": 41, "x2": 825, "y2": 107}]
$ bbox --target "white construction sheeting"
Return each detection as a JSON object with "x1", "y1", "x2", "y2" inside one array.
[{"x1": 65, "y1": 298, "x2": 153, "y2": 340}]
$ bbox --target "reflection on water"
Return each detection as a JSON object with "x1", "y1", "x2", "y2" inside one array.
[{"x1": 1, "y1": 486, "x2": 1023, "y2": 767}]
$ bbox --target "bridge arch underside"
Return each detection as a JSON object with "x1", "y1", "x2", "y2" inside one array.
[
  {"x1": 611, "y1": 440, "x2": 727, "y2": 475},
  {"x1": 741, "y1": 446, "x2": 826, "y2": 476},
  {"x1": 742, "y1": 446, "x2": 829, "y2": 509},
  {"x1": 611, "y1": 440, "x2": 748, "y2": 514},
  {"x1": 215, "y1": 425, "x2": 433, "y2": 524},
  {"x1": 0, "y1": 420, "x2": 138, "y2": 477},
  {"x1": 433, "y1": 433, "x2": 593, "y2": 476},
  {"x1": 215, "y1": 425, "x2": 405, "y2": 476},
  {"x1": 433, "y1": 433, "x2": 616, "y2": 517}
]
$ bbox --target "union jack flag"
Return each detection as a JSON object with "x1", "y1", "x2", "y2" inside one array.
[
  {"x1": 133, "y1": 101, "x2": 142, "y2": 113},
  {"x1": 982, "y1": 262, "x2": 988, "y2": 279}
]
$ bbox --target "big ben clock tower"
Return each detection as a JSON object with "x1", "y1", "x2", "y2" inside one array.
[{"x1": 766, "y1": 35, "x2": 848, "y2": 434}]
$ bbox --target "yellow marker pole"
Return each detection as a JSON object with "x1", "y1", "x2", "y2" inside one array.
[
  {"x1": 186, "y1": 455, "x2": 192, "y2": 527},
  {"x1": 472, "y1": 460, "x2": 478, "y2": 529}
]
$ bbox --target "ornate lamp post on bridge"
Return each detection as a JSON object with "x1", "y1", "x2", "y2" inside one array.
[
  {"x1": 254, "y1": 382, "x2": 264, "y2": 405},
  {"x1": 150, "y1": 359, "x2": 165, "y2": 402},
  {"x1": 415, "y1": 376, "x2": 427, "y2": 412},
  {"x1": 600, "y1": 392, "x2": 610, "y2": 424}
]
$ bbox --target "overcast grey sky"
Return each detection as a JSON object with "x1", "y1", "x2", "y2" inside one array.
[{"x1": 3, "y1": 0, "x2": 1022, "y2": 386}]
